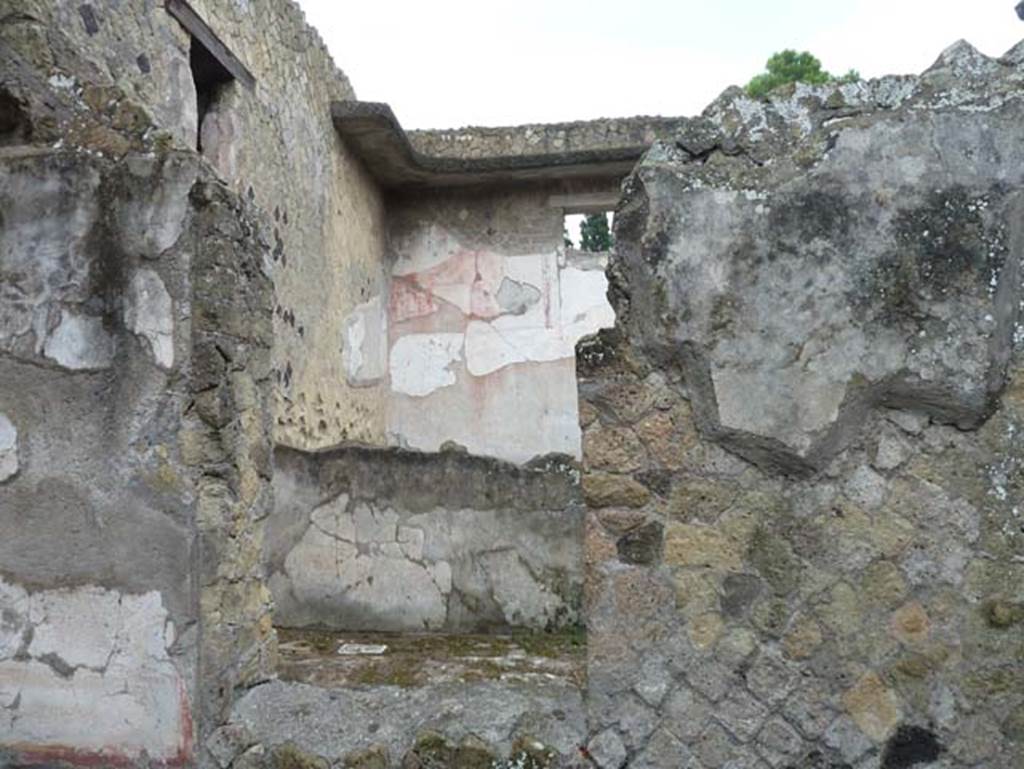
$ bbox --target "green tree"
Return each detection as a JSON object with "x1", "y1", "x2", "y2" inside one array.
[
  {"x1": 579, "y1": 213, "x2": 613, "y2": 252},
  {"x1": 745, "y1": 50, "x2": 859, "y2": 98}
]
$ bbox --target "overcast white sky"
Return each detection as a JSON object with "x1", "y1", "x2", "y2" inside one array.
[{"x1": 295, "y1": 0, "x2": 1022, "y2": 130}]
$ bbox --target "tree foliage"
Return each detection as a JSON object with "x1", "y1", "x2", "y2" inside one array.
[
  {"x1": 579, "y1": 213, "x2": 613, "y2": 252},
  {"x1": 745, "y1": 50, "x2": 859, "y2": 98}
]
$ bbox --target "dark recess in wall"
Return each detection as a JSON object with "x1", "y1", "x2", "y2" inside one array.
[
  {"x1": 0, "y1": 87, "x2": 31, "y2": 145},
  {"x1": 880, "y1": 725, "x2": 944, "y2": 769},
  {"x1": 189, "y1": 36, "x2": 233, "y2": 152}
]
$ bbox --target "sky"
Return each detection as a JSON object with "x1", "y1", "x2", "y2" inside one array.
[{"x1": 295, "y1": 0, "x2": 1023, "y2": 130}]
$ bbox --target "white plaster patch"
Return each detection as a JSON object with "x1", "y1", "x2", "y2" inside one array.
[
  {"x1": 310, "y1": 494, "x2": 354, "y2": 541},
  {"x1": 481, "y1": 549, "x2": 563, "y2": 628},
  {"x1": 283, "y1": 522, "x2": 449, "y2": 631},
  {"x1": 389, "y1": 333, "x2": 463, "y2": 397},
  {"x1": 124, "y1": 269, "x2": 174, "y2": 368},
  {"x1": 27, "y1": 586, "x2": 123, "y2": 668},
  {"x1": 0, "y1": 578, "x2": 190, "y2": 762},
  {"x1": 558, "y1": 267, "x2": 616, "y2": 344},
  {"x1": 397, "y1": 525, "x2": 425, "y2": 561},
  {"x1": 117, "y1": 155, "x2": 196, "y2": 259},
  {"x1": 464, "y1": 320, "x2": 527, "y2": 377},
  {"x1": 431, "y1": 282, "x2": 473, "y2": 315},
  {"x1": 387, "y1": 357, "x2": 583, "y2": 463},
  {"x1": 384, "y1": 228, "x2": 613, "y2": 461},
  {"x1": 713, "y1": 367, "x2": 847, "y2": 455},
  {"x1": 464, "y1": 266, "x2": 614, "y2": 378},
  {"x1": 341, "y1": 296, "x2": 387, "y2": 387},
  {"x1": 0, "y1": 579, "x2": 28, "y2": 660},
  {"x1": 353, "y1": 503, "x2": 399, "y2": 543},
  {"x1": 0, "y1": 162, "x2": 101, "y2": 362},
  {"x1": 273, "y1": 496, "x2": 581, "y2": 632},
  {"x1": 0, "y1": 413, "x2": 18, "y2": 482},
  {"x1": 43, "y1": 310, "x2": 115, "y2": 370},
  {"x1": 504, "y1": 253, "x2": 554, "y2": 298}
]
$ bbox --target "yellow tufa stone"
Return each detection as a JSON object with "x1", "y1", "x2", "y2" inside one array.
[
  {"x1": 583, "y1": 423, "x2": 646, "y2": 472},
  {"x1": 892, "y1": 602, "x2": 931, "y2": 645},
  {"x1": 1004, "y1": 367, "x2": 1024, "y2": 415},
  {"x1": 783, "y1": 614, "x2": 824, "y2": 660},
  {"x1": 595, "y1": 507, "x2": 649, "y2": 535},
  {"x1": 672, "y1": 570, "x2": 719, "y2": 614},
  {"x1": 689, "y1": 612, "x2": 725, "y2": 650},
  {"x1": 667, "y1": 477, "x2": 739, "y2": 522},
  {"x1": 815, "y1": 581, "x2": 864, "y2": 637},
  {"x1": 664, "y1": 522, "x2": 745, "y2": 570},
  {"x1": 634, "y1": 404, "x2": 698, "y2": 470},
  {"x1": 583, "y1": 472, "x2": 651, "y2": 509},
  {"x1": 859, "y1": 560, "x2": 908, "y2": 608},
  {"x1": 843, "y1": 671, "x2": 902, "y2": 742}
]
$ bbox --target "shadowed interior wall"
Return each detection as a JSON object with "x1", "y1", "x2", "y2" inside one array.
[
  {"x1": 378, "y1": 187, "x2": 615, "y2": 463},
  {"x1": 269, "y1": 447, "x2": 584, "y2": 632}
]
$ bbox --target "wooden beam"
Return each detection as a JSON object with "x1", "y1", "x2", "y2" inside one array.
[
  {"x1": 165, "y1": 0, "x2": 255, "y2": 90},
  {"x1": 547, "y1": 191, "x2": 621, "y2": 214}
]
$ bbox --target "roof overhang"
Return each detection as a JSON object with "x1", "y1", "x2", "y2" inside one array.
[{"x1": 330, "y1": 101, "x2": 648, "y2": 190}]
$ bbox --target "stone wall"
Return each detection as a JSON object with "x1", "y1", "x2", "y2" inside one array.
[
  {"x1": 0, "y1": 0, "x2": 390, "y2": 452},
  {"x1": 184, "y1": 0, "x2": 390, "y2": 451},
  {"x1": 269, "y1": 447, "x2": 583, "y2": 632},
  {"x1": 377, "y1": 187, "x2": 615, "y2": 463},
  {"x1": 188, "y1": 178, "x2": 278, "y2": 744},
  {"x1": 580, "y1": 41, "x2": 1024, "y2": 769},
  {"x1": 5, "y1": 1, "x2": 1023, "y2": 766},
  {"x1": 0, "y1": 140, "x2": 198, "y2": 765},
  {"x1": 0, "y1": 34, "x2": 275, "y2": 768}
]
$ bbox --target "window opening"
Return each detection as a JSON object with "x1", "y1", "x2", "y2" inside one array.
[{"x1": 188, "y1": 36, "x2": 233, "y2": 153}]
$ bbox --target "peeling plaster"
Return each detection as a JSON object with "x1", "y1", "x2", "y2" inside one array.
[
  {"x1": 116, "y1": 155, "x2": 195, "y2": 259},
  {"x1": 271, "y1": 480, "x2": 581, "y2": 632},
  {"x1": 389, "y1": 333, "x2": 463, "y2": 397},
  {"x1": 341, "y1": 296, "x2": 387, "y2": 387},
  {"x1": 42, "y1": 310, "x2": 115, "y2": 370},
  {"x1": 124, "y1": 269, "x2": 174, "y2": 369},
  {"x1": 384, "y1": 226, "x2": 615, "y2": 461},
  {"x1": 0, "y1": 413, "x2": 17, "y2": 482},
  {"x1": 0, "y1": 578, "x2": 191, "y2": 764},
  {"x1": 496, "y1": 276, "x2": 541, "y2": 315},
  {"x1": 283, "y1": 499, "x2": 451, "y2": 631}
]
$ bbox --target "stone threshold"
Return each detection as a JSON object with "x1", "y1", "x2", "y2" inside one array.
[
  {"x1": 275, "y1": 627, "x2": 585, "y2": 689},
  {"x1": 228, "y1": 629, "x2": 588, "y2": 766}
]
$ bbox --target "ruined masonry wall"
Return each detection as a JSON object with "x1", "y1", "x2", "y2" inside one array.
[
  {"x1": 0, "y1": 145, "x2": 276, "y2": 765},
  {"x1": 1, "y1": 0, "x2": 390, "y2": 452},
  {"x1": 580, "y1": 41, "x2": 1024, "y2": 769},
  {"x1": 0, "y1": 148, "x2": 200, "y2": 766},
  {"x1": 269, "y1": 447, "x2": 583, "y2": 632},
  {"x1": 0, "y1": 24, "x2": 277, "y2": 767}
]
